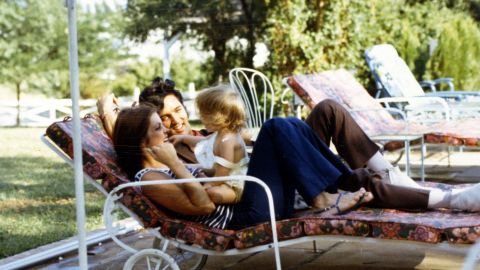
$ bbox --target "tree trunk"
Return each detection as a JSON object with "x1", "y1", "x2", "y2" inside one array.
[
  {"x1": 315, "y1": 0, "x2": 326, "y2": 32},
  {"x1": 208, "y1": 13, "x2": 228, "y2": 84},
  {"x1": 212, "y1": 42, "x2": 227, "y2": 84},
  {"x1": 240, "y1": 0, "x2": 255, "y2": 68},
  {"x1": 16, "y1": 81, "x2": 21, "y2": 127}
]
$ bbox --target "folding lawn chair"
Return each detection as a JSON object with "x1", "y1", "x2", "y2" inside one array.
[
  {"x1": 365, "y1": 44, "x2": 480, "y2": 121},
  {"x1": 42, "y1": 114, "x2": 480, "y2": 270}
]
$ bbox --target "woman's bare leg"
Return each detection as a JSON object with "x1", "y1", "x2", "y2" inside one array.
[{"x1": 313, "y1": 188, "x2": 373, "y2": 214}]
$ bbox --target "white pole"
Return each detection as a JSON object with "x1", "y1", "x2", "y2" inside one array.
[{"x1": 65, "y1": 0, "x2": 88, "y2": 269}]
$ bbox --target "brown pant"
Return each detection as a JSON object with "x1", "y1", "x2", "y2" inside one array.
[
  {"x1": 305, "y1": 99, "x2": 379, "y2": 169},
  {"x1": 306, "y1": 99, "x2": 430, "y2": 209}
]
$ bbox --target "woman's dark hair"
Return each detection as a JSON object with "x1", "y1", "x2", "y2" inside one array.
[
  {"x1": 139, "y1": 77, "x2": 184, "y2": 111},
  {"x1": 113, "y1": 105, "x2": 157, "y2": 179}
]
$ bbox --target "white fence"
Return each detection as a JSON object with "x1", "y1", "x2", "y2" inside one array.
[
  {"x1": 0, "y1": 93, "x2": 197, "y2": 127},
  {"x1": 0, "y1": 99, "x2": 98, "y2": 127}
]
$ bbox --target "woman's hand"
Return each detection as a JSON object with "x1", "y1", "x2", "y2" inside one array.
[{"x1": 149, "y1": 143, "x2": 180, "y2": 168}]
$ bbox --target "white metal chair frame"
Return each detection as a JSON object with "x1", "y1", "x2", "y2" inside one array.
[{"x1": 229, "y1": 68, "x2": 275, "y2": 129}]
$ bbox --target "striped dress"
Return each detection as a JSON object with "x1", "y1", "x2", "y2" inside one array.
[{"x1": 135, "y1": 167, "x2": 234, "y2": 229}]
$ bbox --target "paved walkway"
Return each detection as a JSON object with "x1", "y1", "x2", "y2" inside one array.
[
  {"x1": 3, "y1": 148, "x2": 480, "y2": 269},
  {"x1": 29, "y1": 230, "x2": 475, "y2": 269}
]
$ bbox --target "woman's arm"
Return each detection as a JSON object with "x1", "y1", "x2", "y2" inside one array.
[
  {"x1": 149, "y1": 143, "x2": 215, "y2": 213},
  {"x1": 141, "y1": 171, "x2": 215, "y2": 215}
]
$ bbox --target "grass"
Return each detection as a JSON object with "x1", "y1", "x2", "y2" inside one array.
[{"x1": 0, "y1": 127, "x2": 104, "y2": 259}]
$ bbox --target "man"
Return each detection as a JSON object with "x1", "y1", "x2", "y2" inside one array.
[{"x1": 97, "y1": 77, "x2": 480, "y2": 212}]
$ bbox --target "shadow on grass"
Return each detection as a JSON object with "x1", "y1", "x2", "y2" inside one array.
[
  {"x1": 0, "y1": 156, "x2": 99, "y2": 200},
  {"x1": 0, "y1": 196, "x2": 105, "y2": 258},
  {"x1": 0, "y1": 155, "x2": 105, "y2": 259}
]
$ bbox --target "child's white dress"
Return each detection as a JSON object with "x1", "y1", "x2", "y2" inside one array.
[{"x1": 194, "y1": 132, "x2": 249, "y2": 201}]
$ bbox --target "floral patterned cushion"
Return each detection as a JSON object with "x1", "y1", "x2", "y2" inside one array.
[
  {"x1": 315, "y1": 207, "x2": 480, "y2": 244},
  {"x1": 286, "y1": 69, "x2": 480, "y2": 147},
  {"x1": 160, "y1": 219, "x2": 236, "y2": 251},
  {"x1": 233, "y1": 218, "x2": 304, "y2": 249},
  {"x1": 303, "y1": 218, "x2": 370, "y2": 237},
  {"x1": 46, "y1": 116, "x2": 166, "y2": 228}
]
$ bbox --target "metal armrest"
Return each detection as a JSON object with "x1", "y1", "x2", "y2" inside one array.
[
  {"x1": 348, "y1": 107, "x2": 407, "y2": 122},
  {"x1": 420, "y1": 77, "x2": 454, "y2": 92},
  {"x1": 377, "y1": 96, "x2": 451, "y2": 120}
]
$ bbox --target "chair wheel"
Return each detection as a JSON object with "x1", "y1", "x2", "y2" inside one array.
[
  {"x1": 152, "y1": 238, "x2": 208, "y2": 270},
  {"x1": 123, "y1": 249, "x2": 180, "y2": 270}
]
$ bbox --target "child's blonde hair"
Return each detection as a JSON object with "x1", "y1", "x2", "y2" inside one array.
[{"x1": 195, "y1": 85, "x2": 246, "y2": 132}]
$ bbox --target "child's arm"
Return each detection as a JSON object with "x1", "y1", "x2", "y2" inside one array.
[
  {"x1": 169, "y1": 134, "x2": 205, "y2": 150},
  {"x1": 205, "y1": 184, "x2": 237, "y2": 204}
]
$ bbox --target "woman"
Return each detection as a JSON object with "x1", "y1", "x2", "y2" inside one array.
[
  {"x1": 113, "y1": 105, "x2": 371, "y2": 229},
  {"x1": 113, "y1": 105, "x2": 480, "y2": 230}
]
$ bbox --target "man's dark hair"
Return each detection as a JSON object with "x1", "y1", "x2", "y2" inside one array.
[{"x1": 138, "y1": 77, "x2": 185, "y2": 110}]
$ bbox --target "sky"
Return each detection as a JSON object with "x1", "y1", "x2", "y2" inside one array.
[{"x1": 80, "y1": 0, "x2": 127, "y2": 10}]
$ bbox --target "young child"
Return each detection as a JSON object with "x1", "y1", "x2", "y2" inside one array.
[{"x1": 169, "y1": 85, "x2": 249, "y2": 204}]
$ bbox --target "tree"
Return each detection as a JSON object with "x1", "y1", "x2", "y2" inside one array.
[
  {"x1": 112, "y1": 53, "x2": 209, "y2": 97},
  {"x1": 426, "y1": 16, "x2": 480, "y2": 89},
  {"x1": 124, "y1": 0, "x2": 271, "y2": 84},
  {"x1": 265, "y1": 0, "x2": 480, "y2": 94},
  {"x1": 0, "y1": 0, "x2": 128, "y2": 124},
  {"x1": 0, "y1": 0, "x2": 63, "y2": 125}
]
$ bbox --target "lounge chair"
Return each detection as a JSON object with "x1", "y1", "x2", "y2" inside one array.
[
  {"x1": 364, "y1": 44, "x2": 480, "y2": 120},
  {"x1": 42, "y1": 115, "x2": 480, "y2": 269},
  {"x1": 285, "y1": 69, "x2": 480, "y2": 172}
]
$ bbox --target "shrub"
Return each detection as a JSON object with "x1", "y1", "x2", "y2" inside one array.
[{"x1": 425, "y1": 15, "x2": 480, "y2": 90}]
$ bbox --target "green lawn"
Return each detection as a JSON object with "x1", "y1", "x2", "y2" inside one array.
[{"x1": 0, "y1": 127, "x2": 104, "y2": 259}]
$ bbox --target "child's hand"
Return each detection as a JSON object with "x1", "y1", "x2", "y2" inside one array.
[
  {"x1": 169, "y1": 135, "x2": 185, "y2": 146},
  {"x1": 170, "y1": 134, "x2": 202, "y2": 150}
]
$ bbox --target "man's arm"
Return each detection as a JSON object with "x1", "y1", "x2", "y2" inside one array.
[{"x1": 96, "y1": 93, "x2": 119, "y2": 139}]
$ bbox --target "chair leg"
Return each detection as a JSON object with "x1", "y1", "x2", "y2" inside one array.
[
  {"x1": 420, "y1": 139, "x2": 425, "y2": 182},
  {"x1": 447, "y1": 146, "x2": 452, "y2": 167},
  {"x1": 405, "y1": 139, "x2": 411, "y2": 176}
]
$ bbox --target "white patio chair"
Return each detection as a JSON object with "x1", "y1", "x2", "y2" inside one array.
[
  {"x1": 365, "y1": 44, "x2": 480, "y2": 121},
  {"x1": 228, "y1": 68, "x2": 275, "y2": 130}
]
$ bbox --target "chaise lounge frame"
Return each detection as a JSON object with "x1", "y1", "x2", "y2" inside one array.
[{"x1": 41, "y1": 115, "x2": 480, "y2": 270}]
